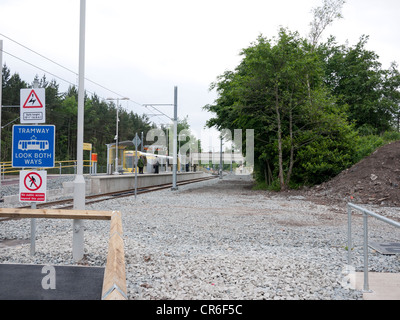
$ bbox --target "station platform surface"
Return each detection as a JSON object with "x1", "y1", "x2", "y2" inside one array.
[
  {"x1": 352, "y1": 272, "x2": 400, "y2": 300},
  {"x1": 0, "y1": 263, "x2": 104, "y2": 300},
  {"x1": 88, "y1": 171, "x2": 206, "y2": 195}
]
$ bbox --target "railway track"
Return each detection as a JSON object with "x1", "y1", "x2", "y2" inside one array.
[{"x1": 0, "y1": 175, "x2": 217, "y2": 221}]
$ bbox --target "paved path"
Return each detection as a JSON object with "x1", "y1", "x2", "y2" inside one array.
[{"x1": 352, "y1": 272, "x2": 400, "y2": 300}]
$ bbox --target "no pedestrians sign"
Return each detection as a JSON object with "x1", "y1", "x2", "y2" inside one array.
[{"x1": 19, "y1": 170, "x2": 47, "y2": 202}]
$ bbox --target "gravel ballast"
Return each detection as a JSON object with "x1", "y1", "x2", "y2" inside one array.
[{"x1": 1, "y1": 174, "x2": 399, "y2": 300}]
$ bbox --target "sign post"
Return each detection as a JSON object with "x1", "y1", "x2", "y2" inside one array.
[
  {"x1": 15, "y1": 87, "x2": 52, "y2": 257},
  {"x1": 172, "y1": 87, "x2": 178, "y2": 190}
]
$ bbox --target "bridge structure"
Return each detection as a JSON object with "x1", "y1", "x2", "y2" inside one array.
[{"x1": 190, "y1": 152, "x2": 245, "y2": 165}]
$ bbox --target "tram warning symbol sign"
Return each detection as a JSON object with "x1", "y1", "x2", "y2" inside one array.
[
  {"x1": 22, "y1": 90, "x2": 44, "y2": 108},
  {"x1": 19, "y1": 170, "x2": 47, "y2": 202}
]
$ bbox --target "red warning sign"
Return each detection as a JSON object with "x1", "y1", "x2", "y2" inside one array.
[
  {"x1": 22, "y1": 89, "x2": 44, "y2": 108},
  {"x1": 19, "y1": 170, "x2": 47, "y2": 202},
  {"x1": 24, "y1": 172, "x2": 43, "y2": 191}
]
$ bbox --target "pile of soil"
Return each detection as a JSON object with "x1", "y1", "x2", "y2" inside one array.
[{"x1": 305, "y1": 140, "x2": 400, "y2": 207}]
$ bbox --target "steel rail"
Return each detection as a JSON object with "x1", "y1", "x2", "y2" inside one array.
[{"x1": 0, "y1": 176, "x2": 217, "y2": 220}]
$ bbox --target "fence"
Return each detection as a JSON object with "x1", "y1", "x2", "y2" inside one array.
[
  {"x1": 347, "y1": 203, "x2": 400, "y2": 292},
  {"x1": 0, "y1": 160, "x2": 99, "y2": 179}
]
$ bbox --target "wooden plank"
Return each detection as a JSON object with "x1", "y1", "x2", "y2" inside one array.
[
  {"x1": 102, "y1": 211, "x2": 127, "y2": 300},
  {"x1": 0, "y1": 208, "x2": 113, "y2": 220},
  {"x1": 109, "y1": 211, "x2": 123, "y2": 236}
]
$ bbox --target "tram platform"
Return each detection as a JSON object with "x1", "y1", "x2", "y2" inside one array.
[
  {"x1": 1, "y1": 171, "x2": 208, "y2": 205},
  {"x1": 87, "y1": 171, "x2": 206, "y2": 195}
]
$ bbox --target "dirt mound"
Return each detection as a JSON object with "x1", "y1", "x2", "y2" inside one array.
[{"x1": 307, "y1": 140, "x2": 400, "y2": 207}]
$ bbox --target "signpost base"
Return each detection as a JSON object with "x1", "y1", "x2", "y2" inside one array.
[
  {"x1": 30, "y1": 203, "x2": 36, "y2": 257},
  {"x1": 72, "y1": 174, "x2": 85, "y2": 262}
]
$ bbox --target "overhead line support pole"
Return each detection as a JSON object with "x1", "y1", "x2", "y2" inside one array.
[
  {"x1": 0, "y1": 40, "x2": 2, "y2": 187},
  {"x1": 73, "y1": 0, "x2": 86, "y2": 262},
  {"x1": 172, "y1": 86, "x2": 178, "y2": 191}
]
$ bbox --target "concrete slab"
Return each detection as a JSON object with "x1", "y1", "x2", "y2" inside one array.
[
  {"x1": 0, "y1": 263, "x2": 104, "y2": 300},
  {"x1": 369, "y1": 242, "x2": 400, "y2": 255},
  {"x1": 89, "y1": 171, "x2": 206, "y2": 195},
  {"x1": 352, "y1": 272, "x2": 400, "y2": 300}
]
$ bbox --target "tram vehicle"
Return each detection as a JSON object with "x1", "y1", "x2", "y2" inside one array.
[
  {"x1": 122, "y1": 150, "x2": 176, "y2": 173},
  {"x1": 122, "y1": 150, "x2": 137, "y2": 172},
  {"x1": 18, "y1": 139, "x2": 49, "y2": 151},
  {"x1": 107, "y1": 141, "x2": 185, "y2": 174}
]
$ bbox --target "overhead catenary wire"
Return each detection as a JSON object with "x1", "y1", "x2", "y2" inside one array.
[
  {"x1": 4, "y1": 49, "x2": 112, "y2": 108},
  {"x1": 2, "y1": 49, "x2": 170, "y2": 128},
  {"x1": 0, "y1": 33, "x2": 157, "y2": 117},
  {"x1": 3, "y1": 50, "x2": 77, "y2": 88},
  {"x1": 0, "y1": 33, "x2": 131, "y2": 100},
  {"x1": 1, "y1": 116, "x2": 20, "y2": 129},
  {"x1": 2, "y1": 49, "x2": 147, "y2": 113}
]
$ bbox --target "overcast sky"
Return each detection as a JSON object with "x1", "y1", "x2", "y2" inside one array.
[{"x1": 1, "y1": 0, "x2": 400, "y2": 151}]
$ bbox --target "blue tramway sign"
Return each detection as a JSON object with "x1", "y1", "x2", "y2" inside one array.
[{"x1": 12, "y1": 125, "x2": 55, "y2": 168}]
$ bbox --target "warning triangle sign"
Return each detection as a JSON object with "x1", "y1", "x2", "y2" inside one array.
[{"x1": 23, "y1": 89, "x2": 44, "y2": 108}]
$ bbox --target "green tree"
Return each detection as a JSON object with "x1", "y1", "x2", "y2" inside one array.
[
  {"x1": 318, "y1": 35, "x2": 399, "y2": 133},
  {"x1": 205, "y1": 29, "x2": 358, "y2": 190},
  {"x1": 1, "y1": 65, "x2": 28, "y2": 161},
  {"x1": 382, "y1": 63, "x2": 400, "y2": 131},
  {"x1": 309, "y1": 0, "x2": 346, "y2": 47},
  {"x1": 0, "y1": 65, "x2": 196, "y2": 169}
]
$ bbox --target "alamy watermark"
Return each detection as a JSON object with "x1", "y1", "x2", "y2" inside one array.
[
  {"x1": 144, "y1": 128, "x2": 254, "y2": 169},
  {"x1": 41, "y1": 265, "x2": 56, "y2": 290}
]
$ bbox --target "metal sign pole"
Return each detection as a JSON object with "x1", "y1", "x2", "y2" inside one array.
[
  {"x1": 30, "y1": 203, "x2": 36, "y2": 256},
  {"x1": 134, "y1": 133, "x2": 139, "y2": 200},
  {"x1": 172, "y1": 86, "x2": 178, "y2": 191},
  {"x1": 220, "y1": 136, "x2": 223, "y2": 179},
  {"x1": 73, "y1": 0, "x2": 86, "y2": 262},
  {"x1": 30, "y1": 80, "x2": 39, "y2": 256}
]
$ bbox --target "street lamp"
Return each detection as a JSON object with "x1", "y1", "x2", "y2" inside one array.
[{"x1": 107, "y1": 97, "x2": 129, "y2": 174}]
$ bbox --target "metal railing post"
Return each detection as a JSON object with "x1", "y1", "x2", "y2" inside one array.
[
  {"x1": 347, "y1": 205, "x2": 352, "y2": 266},
  {"x1": 363, "y1": 212, "x2": 371, "y2": 292}
]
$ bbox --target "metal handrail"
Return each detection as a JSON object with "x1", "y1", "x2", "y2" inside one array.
[
  {"x1": 0, "y1": 160, "x2": 94, "y2": 178},
  {"x1": 347, "y1": 203, "x2": 400, "y2": 292}
]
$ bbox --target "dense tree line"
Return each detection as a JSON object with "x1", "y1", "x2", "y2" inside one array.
[
  {"x1": 204, "y1": 2, "x2": 400, "y2": 190},
  {"x1": 1, "y1": 66, "x2": 155, "y2": 167}
]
